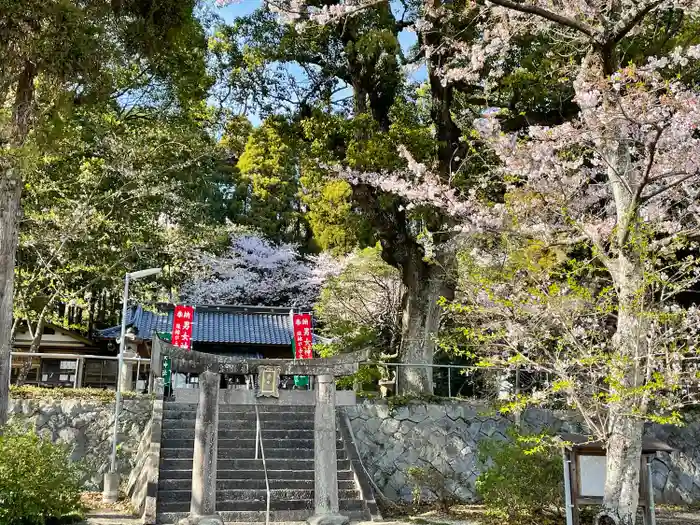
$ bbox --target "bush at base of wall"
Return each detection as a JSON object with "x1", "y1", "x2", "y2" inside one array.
[
  {"x1": 10, "y1": 385, "x2": 149, "y2": 401},
  {"x1": 8, "y1": 396, "x2": 152, "y2": 490},
  {"x1": 476, "y1": 429, "x2": 564, "y2": 523},
  {"x1": 0, "y1": 425, "x2": 84, "y2": 525}
]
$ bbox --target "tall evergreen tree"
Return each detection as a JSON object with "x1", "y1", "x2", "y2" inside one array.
[{"x1": 0, "y1": 0, "x2": 210, "y2": 423}]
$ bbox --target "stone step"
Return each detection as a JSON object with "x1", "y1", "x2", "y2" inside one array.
[
  {"x1": 218, "y1": 430, "x2": 339, "y2": 440},
  {"x1": 161, "y1": 420, "x2": 316, "y2": 430},
  {"x1": 160, "y1": 447, "x2": 347, "y2": 460},
  {"x1": 163, "y1": 404, "x2": 316, "y2": 414},
  {"x1": 159, "y1": 469, "x2": 355, "y2": 482},
  {"x1": 162, "y1": 429, "x2": 338, "y2": 440},
  {"x1": 158, "y1": 498, "x2": 367, "y2": 513},
  {"x1": 163, "y1": 412, "x2": 316, "y2": 422},
  {"x1": 159, "y1": 489, "x2": 360, "y2": 503},
  {"x1": 158, "y1": 478, "x2": 358, "y2": 491},
  {"x1": 219, "y1": 405, "x2": 316, "y2": 414},
  {"x1": 157, "y1": 508, "x2": 368, "y2": 524},
  {"x1": 222, "y1": 420, "x2": 314, "y2": 430},
  {"x1": 161, "y1": 438, "x2": 343, "y2": 450},
  {"x1": 160, "y1": 458, "x2": 351, "y2": 471}
]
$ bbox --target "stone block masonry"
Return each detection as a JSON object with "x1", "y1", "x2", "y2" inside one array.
[
  {"x1": 344, "y1": 400, "x2": 700, "y2": 505},
  {"x1": 8, "y1": 396, "x2": 152, "y2": 490}
]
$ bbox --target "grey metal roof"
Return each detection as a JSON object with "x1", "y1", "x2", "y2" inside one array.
[{"x1": 97, "y1": 305, "x2": 316, "y2": 346}]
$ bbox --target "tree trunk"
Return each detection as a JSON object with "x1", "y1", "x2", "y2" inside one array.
[
  {"x1": 15, "y1": 315, "x2": 46, "y2": 386},
  {"x1": 0, "y1": 61, "x2": 36, "y2": 425},
  {"x1": 0, "y1": 170, "x2": 23, "y2": 425},
  {"x1": 599, "y1": 255, "x2": 648, "y2": 525},
  {"x1": 601, "y1": 413, "x2": 644, "y2": 525},
  {"x1": 397, "y1": 251, "x2": 454, "y2": 395}
]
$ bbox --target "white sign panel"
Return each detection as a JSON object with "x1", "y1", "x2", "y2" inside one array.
[{"x1": 579, "y1": 454, "x2": 606, "y2": 497}]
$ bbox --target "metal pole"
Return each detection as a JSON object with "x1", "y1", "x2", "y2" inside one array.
[
  {"x1": 109, "y1": 273, "x2": 130, "y2": 473},
  {"x1": 448, "y1": 368, "x2": 451, "y2": 398},
  {"x1": 563, "y1": 452, "x2": 574, "y2": 525},
  {"x1": 647, "y1": 457, "x2": 656, "y2": 525},
  {"x1": 73, "y1": 358, "x2": 79, "y2": 389}
]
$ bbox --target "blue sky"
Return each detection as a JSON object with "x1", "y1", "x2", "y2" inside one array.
[{"x1": 212, "y1": 2, "x2": 425, "y2": 125}]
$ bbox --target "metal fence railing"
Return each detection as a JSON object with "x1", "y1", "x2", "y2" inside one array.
[
  {"x1": 358, "y1": 361, "x2": 549, "y2": 401},
  {"x1": 9, "y1": 351, "x2": 150, "y2": 391},
  {"x1": 9, "y1": 350, "x2": 545, "y2": 401}
]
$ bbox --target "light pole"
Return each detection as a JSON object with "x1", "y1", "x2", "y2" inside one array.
[{"x1": 103, "y1": 267, "x2": 161, "y2": 503}]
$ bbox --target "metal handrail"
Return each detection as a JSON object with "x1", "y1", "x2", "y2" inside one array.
[
  {"x1": 254, "y1": 404, "x2": 271, "y2": 525},
  {"x1": 10, "y1": 351, "x2": 149, "y2": 362}
]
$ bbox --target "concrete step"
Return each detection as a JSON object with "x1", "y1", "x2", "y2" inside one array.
[
  {"x1": 160, "y1": 458, "x2": 351, "y2": 471},
  {"x1": 217, "y1": 470, "x2": 356, "y2": 481},
  {"x1": 162, "y1": 429, "x2": 340, "y2": 440},
  {"x1": 159, "y1": 469, "x2": 355, "y2": 481},
  {"x1": 160, "y1": 448, "x2": 346, "y2": 460},
  {"x1": 219, "y1": 405, "x2": 316, "y2": 414},
  {"x1": 159, "y1": 489, "x2": 360, "y2": 503},
  {"x1": 163, "y1": 412, "x2": 316, "y2": 422},
  {"x1": 221, "y1": 420, "x2": 314, "y2": 430},
  {"x1": 164, "y1": 404, "x2": 316, "y2": 414},
  {"x1": 162, "y1": 438, "x2": 343, "y2": 450},
  {"x1": 162, "y1": 420, "x2": 315, "y2": 430},
  {"x1": 157, "y1": 509, "x2": 367, "y2": 524},
  {"x1": 158, "y1": 478, "x2": 358, "y2": 491},
  {"x1": 218, "y1": 430, "x2": 339, "y2": 440},
  {"x1": 158, "y1": 499, "x2": 367, "y2": 513}
]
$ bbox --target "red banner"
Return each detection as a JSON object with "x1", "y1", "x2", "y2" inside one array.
[
  {"x1": 293, "y1": 313, "x2": 313, "y2": 359},
  {"x1": 172, "y1": 305, "x2": 194, "y2": 350}
]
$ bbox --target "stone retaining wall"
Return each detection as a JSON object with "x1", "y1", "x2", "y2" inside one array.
[
  {"x1": 8, "y1": 396, "x2": 152, "y2": 490},
  {"x1": 344, "y1": 400, "x2": 700, "y2": 505}
]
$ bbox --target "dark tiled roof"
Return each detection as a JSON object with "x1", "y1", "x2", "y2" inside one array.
[{"x1": 97, "y1": 305, "x2": 319, "y2": 346}]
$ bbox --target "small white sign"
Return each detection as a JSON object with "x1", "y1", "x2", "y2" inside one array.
[
  {"x1": 60, "y1": 360, "x2": 77, "y2": 370},
  {"x1": 579, "y1": 454, "x2": 606, "y2": 497}
]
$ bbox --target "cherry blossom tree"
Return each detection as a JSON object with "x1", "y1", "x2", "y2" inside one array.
[
  {"x1": 181, "y1": 233, "x2": 343, "y2": 308},
  {"x1": 229, "y1": 1, "x2": 700, "y2": 523},
  {"x1": 208, "y1": 2, "x2": 700, "y2": 519}
]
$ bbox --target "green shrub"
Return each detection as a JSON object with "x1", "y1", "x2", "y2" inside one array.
[
  {"x1": 407, "y1": 465, "x2": 466, "y2": 512},
  {"x1": 476, "y1": 429, "x2": 564, "y2": 523},
  {"x1": 0, "y1": 425, "x2": 84, "y2": 525},
  {"x1": 10, "y1": 385, "x2": 148, "y2": 401}
]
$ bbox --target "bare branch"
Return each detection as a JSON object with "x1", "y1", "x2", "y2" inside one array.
[
  {"x1": 612, "y1": 0, "x2": 666, "y2": 44},
  {"x1": 641, "y1": 172, "x2": 699, "y2": 202},
  {"x1": 485, "y1": 0, "x2": 595, "y2": 37}
]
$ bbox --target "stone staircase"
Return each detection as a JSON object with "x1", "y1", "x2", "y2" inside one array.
[{"x1": 157, "y1": 402, "x2": 373, "y2": 524}]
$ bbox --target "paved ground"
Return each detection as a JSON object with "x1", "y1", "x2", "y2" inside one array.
[
  {"x1": 80, "y1": 507, "x2": 699, "y2": 525},
  {"x1": 82, "y1": 510, "x2": 141, "y2": 525}
]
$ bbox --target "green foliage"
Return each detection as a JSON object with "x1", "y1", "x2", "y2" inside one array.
[
  {"x1": 406, "y1": 465, "x2": 466, "y2": 512},
  {"x1": 235, "y1": 118, "x2": 306, "y2": 244},
  {"x1": 476, "y1": 429, "x2": 564, "y2": 523},
  {"x1": 386, "y1": 394, "x2": 445, "y2": 412},
  {"x1": 315, "y1": 245, "x2": 402, "y2": 352},
  {"x1": 15, "y1": 102, "x2": 229, "y2": 332},
  {"x1": 10, "y1": 386, "x2": 147, "y2": 402},
  {"x1": 335, "y1": 365, "x2": 382, "y2": 390},
  {"x1": 0, "y1": 426, "x2": 84, "y2": 525}
]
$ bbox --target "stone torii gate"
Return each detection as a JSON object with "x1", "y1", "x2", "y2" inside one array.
[{"x1": 152, "y1": 338, "x2": 368, "y2": 525}]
